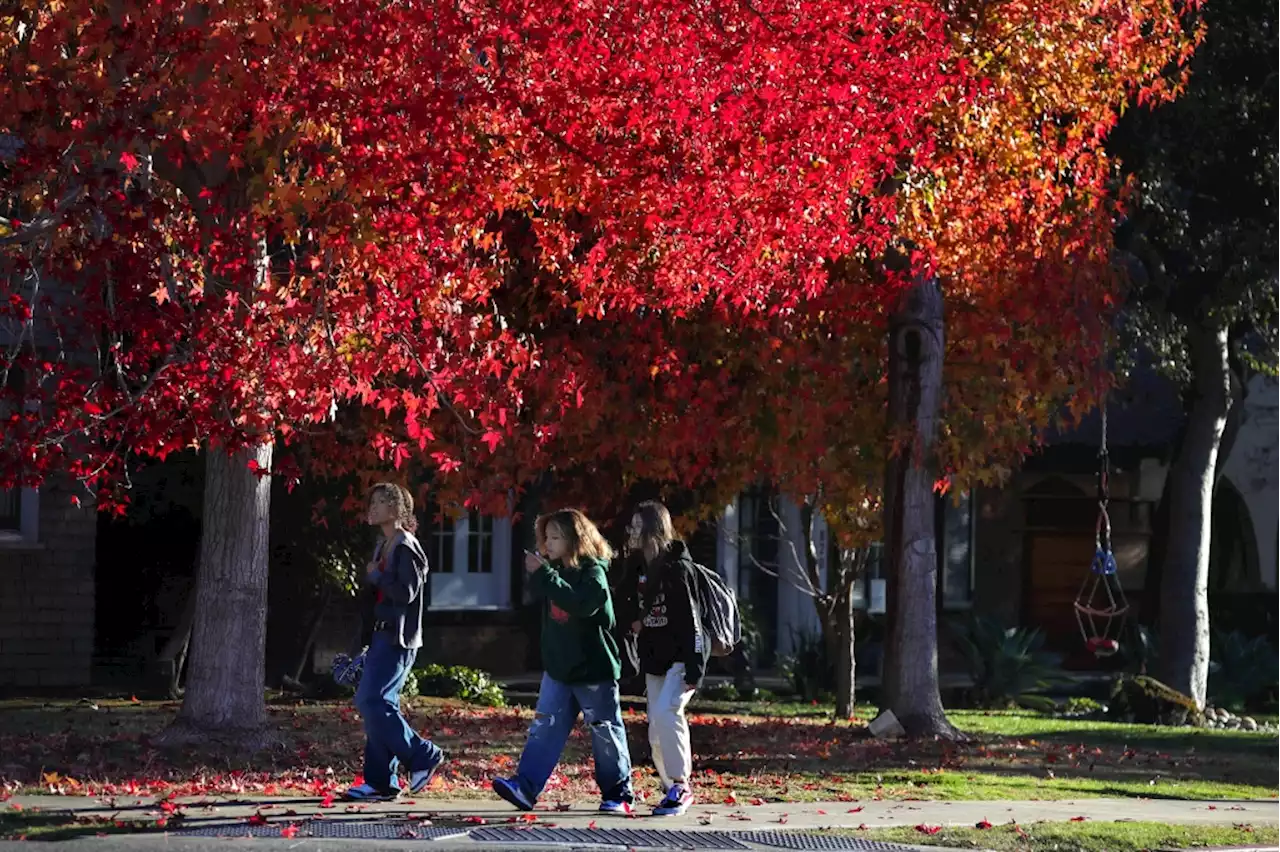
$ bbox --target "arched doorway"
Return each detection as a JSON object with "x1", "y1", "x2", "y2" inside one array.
[{"x1": 1210, "y1": 480, "x2": 1262, "y2": 593}]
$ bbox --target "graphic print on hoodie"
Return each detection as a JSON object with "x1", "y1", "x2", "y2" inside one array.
[{"x1": 634, "y1": 541, "x2": 710, "y2": 688}]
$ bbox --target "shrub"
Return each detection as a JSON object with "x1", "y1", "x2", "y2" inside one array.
[
  {"x1": 952, "y1": 616, "x2": 1069, "y2": 709},
  {"x1": 415, "y1": 664, "x2": 507, "y2": 707},
  {"x1": 1209, "y1": 629, "x2": 1279, "y2": 713},
  {"x1": 701, "y1": 683, "x2": 740, "y2": 702},
  {"x1": 779, "y1": 630, "x2": 833, "y2": 702}
]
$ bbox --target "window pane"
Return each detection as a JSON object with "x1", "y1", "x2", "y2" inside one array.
[
  {"x1": 0, "y1": 488, "x2": 20, "y2": 531},
  {"x1": 943, "y1": 493, "x2": 973, "y2": 607},
  {"x1": 468, "y1": 511, "x2": 493, "y2": 574},
  {"x1": 432, "y1": 514, "x2": 455, "y2": 573}
]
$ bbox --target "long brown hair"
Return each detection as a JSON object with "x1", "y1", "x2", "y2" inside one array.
[
  {"x1": 536, "y1": 509, "x2": 614, "y2": 567},
  {"x1": 632, "y1": 500, "x2": 675, "y2": 562}
]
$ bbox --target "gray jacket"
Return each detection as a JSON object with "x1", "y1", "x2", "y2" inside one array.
[{"x1": 371, "y1": 530, "x2": 429, "y2": 650}]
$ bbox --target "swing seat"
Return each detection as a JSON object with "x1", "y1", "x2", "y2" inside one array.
[{"x1": 1086, "y1": 636, "x2": 1120, "y2": 657}]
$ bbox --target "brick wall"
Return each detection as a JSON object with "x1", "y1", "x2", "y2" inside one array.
[{"x1": 0, "y1": 479, "x2": 96, "y2": 688}]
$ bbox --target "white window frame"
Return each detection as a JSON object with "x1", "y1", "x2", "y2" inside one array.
[
  {"x1": 0, "y1": 487, "x2": 39, "y2": 547},
  {"x1": 428, "y1": 509, "x2": 512, "y2": 611}
]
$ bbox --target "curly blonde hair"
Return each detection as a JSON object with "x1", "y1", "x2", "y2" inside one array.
[{"x1": 535, "y1": 509, "x2": 614, "y2": 567}]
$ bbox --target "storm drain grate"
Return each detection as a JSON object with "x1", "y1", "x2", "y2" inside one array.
[
  {"x1": 172, "y1": 822, "x2": 936, "y2": 849},
  {"x1": 735, "y1": 831, "x2": 936, "y2": 851},
  {"x1": 174, "y1": 820, "x2": 468, "y2": 841},
  {"x1": 470, "y1": 826, "x2": 752, "y2": 848}
]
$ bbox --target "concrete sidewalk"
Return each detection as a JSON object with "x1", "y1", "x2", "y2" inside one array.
[{"x1": 5, "y1": 792, "x2": 1277, "y2": 831}]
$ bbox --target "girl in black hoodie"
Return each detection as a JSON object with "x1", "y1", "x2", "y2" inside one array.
[{"x1": 617, "y1": 500, "x2": 710, "y2": 816}]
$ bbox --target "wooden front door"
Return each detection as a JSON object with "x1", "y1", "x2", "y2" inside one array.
[{"x1": 1023, "y1": 533, "x2": 1095, "y2": 665}]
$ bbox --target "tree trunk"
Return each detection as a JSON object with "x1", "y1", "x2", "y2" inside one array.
[
  {"x1": 832, "y1": 583, "x2": 856, "y2": 719},
  {"x1": 292, "y1": 584, "x2": 333, "y2": 684},
  {"x1": 1157, "y1": 324, "x2": 1232, "y2": 709},
  {"x1": 155, "y1": 571, "x2": 198, "y2": 698},
  {"x1": 881, "y1": 277, "x2": 960, "y2": 739},
  {"x1": 161, "y1": 444, "x2": 273, "y2": 745},
  {"x1": 798, "y1": 500, "x2": 857, "y2": 718}
]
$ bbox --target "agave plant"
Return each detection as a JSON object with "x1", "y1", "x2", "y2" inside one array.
[{"x1": 953, "y1": 616, "x2": 1069, "y2": 709}]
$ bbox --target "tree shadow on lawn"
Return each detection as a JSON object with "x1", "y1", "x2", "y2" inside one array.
[{"x1": 2, "y1": 700, "x2": 1275, "y2": 802}]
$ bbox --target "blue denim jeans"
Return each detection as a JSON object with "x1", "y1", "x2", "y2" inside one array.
[
  {"x1": 354, "y1": 632, "x2": 442, "y2": 792},
  {"x1": 514, "y1": 673, "x2": 634, "y2": 804}
]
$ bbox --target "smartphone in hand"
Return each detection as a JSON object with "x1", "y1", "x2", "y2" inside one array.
[{"x1": 523, "y1": 548, "x2": 548, "y2": 572}]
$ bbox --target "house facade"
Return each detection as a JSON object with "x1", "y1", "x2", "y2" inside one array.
[
  {"x1": 362, "y1": 371, "x2": 1278, "y2": 680},
  {"x1": 0, "y1": 480, "x2": 97, "y2": 688},
  {"x1": 2, "y1": 374, "x2": 1275, "y2": 690}
]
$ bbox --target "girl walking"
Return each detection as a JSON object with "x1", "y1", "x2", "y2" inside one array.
[
  {"x1": 617, "y1": 500, "x2": 709, "y2": 816},
  {"x1": 344, "y1": 483, "x2": 445, "y2": 801},
  {"x1": 492, "y1": 509, "x2": 636, "y2": 814}
]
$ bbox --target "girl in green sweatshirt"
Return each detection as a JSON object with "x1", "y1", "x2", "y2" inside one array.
[{"x1": 492, "y1": 509, "x2": 636, "y2": 814}]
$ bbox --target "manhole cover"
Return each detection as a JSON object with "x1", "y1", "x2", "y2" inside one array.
[
  {"x1": 470, "y1": 826, "x2": 752, "y2": 848},
  {"x1": 174, "y1": 820, "x2": 468, "y2": 840},
  {"x1": 737, "y1": 832, "x2": 936, "y2": 851}
]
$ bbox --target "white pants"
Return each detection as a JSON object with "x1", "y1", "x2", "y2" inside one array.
[{"x1": 645, "y1": 663, "x2": 694, "y2": 790}]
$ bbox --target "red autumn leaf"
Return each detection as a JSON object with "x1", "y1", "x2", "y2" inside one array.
[
  {"x1": 976, "y1": 819, "x2": 993, "y2": 829},
  {"x1": 1070, "y1": 816, "x2": 1087, "y2": 822},
  {"x1": 750, "y1": 797, "x2": 766, "y2": 806},
  {"x1": 848, "y1": 806, "x2": 864, "y2": 813},
  {"x1": 118, "y1": 151, "x2": 139, "y2": 171},
  {"x1": 464, "y1": 817, "x2": 486, "y2": 825},
  {"x1": 724, "y1": 792, "x2": 738, "y2": 805},
  {"x1": 915, "y1": 824, "x2": 942, "y2": 835},
  {"x1": 280, "y1": 824, "x2": 300, "y2": 838},
  {"x1": 319, "y1": 795, "x2": 335, "y2": 808},
  {"x1": 247, "y1": 812, "x2": 268, "y2": 826},
  {"x1": 587, "y1": 820, "x2": 598, "y2": 829}
]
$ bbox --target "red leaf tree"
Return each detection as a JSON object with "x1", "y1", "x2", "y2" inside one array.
[{"x1": 2, "y1": 0, "x2": 954, "y2": 738}]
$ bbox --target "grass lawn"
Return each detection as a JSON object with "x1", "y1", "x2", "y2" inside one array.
[
  {"x1": 859, "y1": 821, "x2": 1280, "y2": 851},
  {"x1": 0, "y1": 696, "x2": 1275, "y2": 805}
]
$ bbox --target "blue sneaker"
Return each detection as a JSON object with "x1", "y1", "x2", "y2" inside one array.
[
  {"x1": 342, "y1": 782, "x2": 399, "y2": 802},
  {"x1": 599, "y1": 799, "x2": 634, "y2": 815},
  {"x1": 409, "y1": 749, "x2": 446, "y2": 794},
  {"x1": 492, "y1": 776, "x2": 535, "y2": 811}
]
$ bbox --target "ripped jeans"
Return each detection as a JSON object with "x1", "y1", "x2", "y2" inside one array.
[{"x1": 514, "y1": 673, "x2": 634, "y2": 804}]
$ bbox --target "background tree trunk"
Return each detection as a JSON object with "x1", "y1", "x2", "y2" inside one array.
[
  {"x1": 163, "y1": 443, "x2": 273, "y2": 744},
  {"x1": 796, "y1": 500, "x2": 858, "y2": 718},
  {"x1": 156, "y1": 584, "x2": 197, "y2": 699},
  {"x1": 881, "y1": 277, "x2": 959, "y2": 739},
  {"x1": 831, "y1": 582, "x2": 856, "y2": 719},
  {"x1": 1158, "y1": 324, "x2": 1232, "y2": 708}
]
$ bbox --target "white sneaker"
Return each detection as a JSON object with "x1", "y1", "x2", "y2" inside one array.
[{"x1": 652, "y1": 783, "x2": 692, "y2": 816}]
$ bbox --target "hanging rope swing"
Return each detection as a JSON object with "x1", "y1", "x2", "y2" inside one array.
[{"x1": 1073, "y1": 403, "x2": 1130, "y2": 657}]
